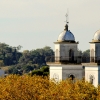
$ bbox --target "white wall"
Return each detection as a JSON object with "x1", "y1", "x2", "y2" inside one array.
[
  {"x1": 85, "y1": 66, "x2": 100, "y2": 87},
  {"x1": 61, "y1": 44, "x2": 77, "y2": 61},
  {"x1": 55, "y1": 43, "x2": 78, "y2": 61},
  {"x1": 90, "y1": 43, "x2": 100, "y2": 62},
  {"x1": 55, "y1": 44, "x2": 60, "y2": 61},
  {"x1": 50, "y1": 66, "x2": 62, "y2": 82},
  {"x1": 90, "y1": 44, "x2": 95, "y2": 62}
]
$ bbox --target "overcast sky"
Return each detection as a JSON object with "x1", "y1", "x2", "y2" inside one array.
[{"x1": 0, "y1": 0, "x2": 100, "y2": 51}]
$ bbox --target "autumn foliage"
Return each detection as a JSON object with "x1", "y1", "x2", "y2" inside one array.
[{"x1": 0, "y1": 75, "x2": 100, "y2": 100}]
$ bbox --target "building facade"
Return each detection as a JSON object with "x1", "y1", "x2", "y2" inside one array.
[{"x1": 48, "y1": 22, "x2": 100, "y2": 87}]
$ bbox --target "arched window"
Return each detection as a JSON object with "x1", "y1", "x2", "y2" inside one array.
[
  {"x1": 69, "y1": 49, "x2": 74, "y2": 62},
  {"x1": 91, "y1": 49, "x2": 94, "y2": 62},
  {"x1": 56, "y1": 49, "x2": 59, "y2": 61},
  {"x1": 69, "y1": 74, "x2": 75, "y2": 80}
]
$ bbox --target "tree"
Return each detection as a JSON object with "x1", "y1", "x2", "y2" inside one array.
[
  {"x1": 30, "y1": 66, "x2": 49, "y2": 76},
  {"x1": 19, "y1": 46, "x2": 54, "y2": 66},
  {"x1": 8, "y1": 67, "x2": 19, "y2": 74},
  {"x1": 82, "y1": 49, "x2": 90, "y2": 62},
  {"x1": 0, "y1": 75, "x2": 98, "y2": 100},
  {"x1": 22, "y1": 65, "x2": 34, "y2": 73},
  {"x1": 0, "y1": 43, "x2": 22, "y2": 66},
  {"x1": 82, "y1": 49, "x2": 90, "y2": 57}
]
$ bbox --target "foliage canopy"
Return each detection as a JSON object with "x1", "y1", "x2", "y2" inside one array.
[{"x1": 0, "y1": 75, "x2": 99, "y2": 100}]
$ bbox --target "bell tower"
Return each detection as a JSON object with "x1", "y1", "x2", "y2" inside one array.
[
  {"x1": 48, "y1": 14, "x2": 84, "y2": 82},
  {"x1": 83, "y1": 29, "x2": 100, "y2": 87},
  {"x1": 54, "y1": 13, "x2": 78, "y2": 63},
  {"x1": 89, "y1": 30, "x2": 100, "y2": 63},
  {"x1": 54, "y1": 24, "x2": 78, "y2": 63}
]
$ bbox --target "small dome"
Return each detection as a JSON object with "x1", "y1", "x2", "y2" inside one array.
[
  {"x1": 57, "y1": 29, "x2": 75, "y2": 42},
  {"x1": 93, "y1": 30, "x2": 100, "y2": 41}
]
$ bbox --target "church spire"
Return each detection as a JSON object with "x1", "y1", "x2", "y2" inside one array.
[
  {"x1": 64, "y1": 24, "x2": 68, "y2": 31},
  {"x1": 64, "y1": 12, "x2": 69, "y2": 31}
]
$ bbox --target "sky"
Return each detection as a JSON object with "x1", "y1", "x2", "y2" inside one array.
[{"x1": 0, "y1": 0, "x2": 100, "y2": 52}]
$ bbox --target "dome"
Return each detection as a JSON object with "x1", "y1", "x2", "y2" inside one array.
[
  {"x1": 57, "y1": 24, "x2": 75, "y2": 42},
  {"x1": 93, "y1": 30, "x2": 100, "y2": 41}
]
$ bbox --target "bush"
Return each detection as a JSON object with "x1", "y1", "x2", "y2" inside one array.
[
  {"x1": 0, "y1": 75, "x2": 99, "y2": 100},
  {"x1": 30, "y1": 66, "x2": 49, "y2": 76}
]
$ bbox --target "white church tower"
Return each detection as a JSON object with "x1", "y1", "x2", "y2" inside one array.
[
  {"x1": 83, "y1": 30, "x2": 100, "y2": 87},
  {"x1": 48, "y1": 15, "x2": 84, "y2": 82},
  {"x1": 90, "y1": 30, "x2": 100, "y2": 62},
  {"x1": 54, "y1": 24, "x2": 78, "y2": 63}
]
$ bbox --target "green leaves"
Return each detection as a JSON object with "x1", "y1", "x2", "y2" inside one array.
[{"x1": 30, "y1": 66, "x2": 49, "y2": 76}]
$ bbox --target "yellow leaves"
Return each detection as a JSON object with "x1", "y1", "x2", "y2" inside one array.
[{"x1": 0, "y1": 75, "x2": 99, "y2": 100}]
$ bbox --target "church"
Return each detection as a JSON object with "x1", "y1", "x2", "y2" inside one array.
[{"x1": 48, "y1": 17, "x2": 100, "y2": 87}]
